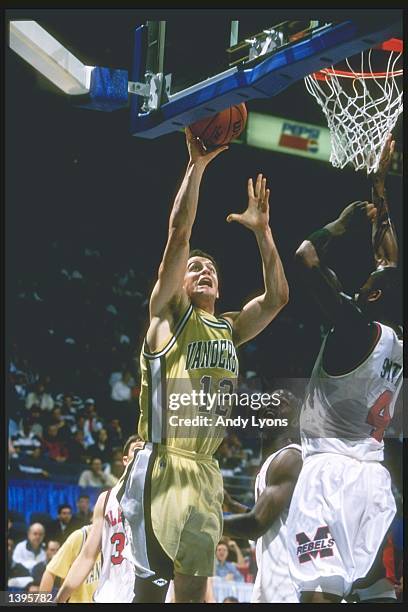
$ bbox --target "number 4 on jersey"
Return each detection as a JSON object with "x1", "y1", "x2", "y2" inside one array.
[{"x1": 366, "y1": 390, "x2": 393, "y2": 442}]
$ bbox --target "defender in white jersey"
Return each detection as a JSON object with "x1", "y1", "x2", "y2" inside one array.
[
  {"x1": 56, "y1": 435, "x2": 143, "y2": 603},
  {"x1": 289, "y1": 135, "x2": 402, "y2": 603},
  {"x1": 223, "y1": 390, "x2": 302, "y2": 603}
]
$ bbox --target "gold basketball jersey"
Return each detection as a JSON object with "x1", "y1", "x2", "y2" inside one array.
[{"x1": 138, "y1": 304, "x2": 239, "y2": 455}]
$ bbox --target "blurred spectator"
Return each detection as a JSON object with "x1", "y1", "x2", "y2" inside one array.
[
  {"x1": 59, "y1": 393, "x2": 79, "y2": 428},
  {"x1": 11, "y1": 523, "x2": 46, "y2": 574},
  {"x1": 29, "y1": 540, "x2": 61, "y2": 592},
  {"x1": 110, "y1": 370, "x2": 138, "y2": 436},
  {"x1": 87, "y1": 429, "x2": 111, "y2": 465},
  {"x1": 13, "y1": 372, "x2": 29, "y2": 401},
  {"x1": 26, "y1": 405, "x2": 44, "y2": 439},
  {"x1": 66, "y1": 429, "x2": 90, "y2": 464},
  {"x1": 48, "y1": 505, "x2": 78, "y2": 544},
  {"x1": 106, "y1": 418, "x2": 124, "y2": 449},
  {"x1": 10, "y1": 418, "x2": 48, "y2": 478},
  {"x1": 11, "y1": 417, "x2": 42, "y2": 457},
  {"x1": 47, "y1": 407, "x2": 71, "y2": 441},
  {"x1": 111, "y1": 370, "x2": 134, "y2": 402},
  {"x1": 9, "y1": 417, "x2": 19, "y2": 438},
  {"x1": 215, "y1": 541, "x2": 244, "y2": 582},
  {"x1": 73, "y1": 495, "x2": 93, "y2": 528},
  {"x1": 42, "y1": 424, "x2": 69, "y2": 464},
  {"x1": 83, "y1": 400, "x2": 103, "y2": 444},
  {"x1": 25, "y1": 379, "x2": 54, "y2": 412},
  {"x1": 78, "y1": 457, "x2": 117, "y2": 488}
]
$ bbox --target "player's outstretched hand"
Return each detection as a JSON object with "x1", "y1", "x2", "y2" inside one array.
[
  {"x1": 185, "y1": 127, "x2": 228, "y2": 167},
  {"x1": 374, "y1": 133, "x2": 395, "y2": 184},
  {"x1": 226, "y1": 173, "x2": 270, "y2": 232},
  {"x1": 337, "y1": 200, "x2": 376, "y2": 233}
]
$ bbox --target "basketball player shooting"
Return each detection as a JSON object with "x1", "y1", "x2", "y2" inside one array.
[
  {"x1": 55, "y1": 436, "x2": 143, "y2": 603},
  {"x1": 286, "y1": 134, "x2": 403, "y2": 603},
  {"x1": 223, "y1": 390, "x2": 302, "y2": 603},
  {"x1": 117, "y1": 127, "x2": 289, "y2": 603}
]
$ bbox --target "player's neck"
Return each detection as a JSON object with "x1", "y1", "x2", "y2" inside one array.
[
  {"x1": 191, "y1": 296, "x2": 215, "y2": 315},
  {"x1": 261, "y1": 436, "x2": 292, "y2": 462}
]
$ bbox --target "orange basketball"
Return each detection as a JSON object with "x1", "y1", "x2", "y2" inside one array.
[{"x1": 189, "y1": 103, "x2": 247, "y2": 148}]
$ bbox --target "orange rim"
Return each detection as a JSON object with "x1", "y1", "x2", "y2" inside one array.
[{"x1": 312, "y1": 37, "x2": 403, "y2": 81}]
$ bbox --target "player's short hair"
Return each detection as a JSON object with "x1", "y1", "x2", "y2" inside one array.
[
  {"x1": 188, "y1": 249, "x2": 220, "y2": 280},
  {"x1": 57, "y1": 504, "x2": 72, "y2": 514},
  {"x1": 123, "y1": 434, "x2": 142, "y2": 456},
  {"x1": 368, "y1": 266, "x2": 402, "y2": 326},
  {"x1": 78, "y1": 494, "x2": 90, "y2": 501}
]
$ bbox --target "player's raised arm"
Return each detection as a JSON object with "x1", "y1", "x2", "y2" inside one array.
[
  {"x1": 371, "y1": 133, "x2": 398, "y2": 268},
  {"x1": 294, "y1": 200, "x2": 376, "y2": 327},
  {"x1": 149, "y1": 129, "x2": 228, "y2": 321},
  {"x1": 55, "y1": 492, "x2": 106, "y2": 603},
  {"x1": 221, "y1": 174, "x2": 289, "y2": 347},
  {"x1": 223, "y1": 449, "x2": 302, "y2": 540}
]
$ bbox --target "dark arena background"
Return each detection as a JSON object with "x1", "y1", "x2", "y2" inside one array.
[{"x1": 5, "y1": 9, "x2": 403, "y2": 603}]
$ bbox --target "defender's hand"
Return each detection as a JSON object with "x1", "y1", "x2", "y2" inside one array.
[
  {"x1": 185, "y1": 127, "x2": 228, "y2": 167},
  {"x1": 226, "y1": 173, "x2": 270, "y2": 232},
  {"x1": 337, "y1": 200, "x2": 376, "y2": 233}
]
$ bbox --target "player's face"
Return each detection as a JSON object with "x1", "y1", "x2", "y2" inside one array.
[
  {"x1": 123, "y1": 440, "x2": 144, "y2": 465},
  {"x1": 184, "y1": 257, "x2": 219, "y2": 302},
  {"x1": 354, "y1": 273, "x2": 381, "y2": 309}
]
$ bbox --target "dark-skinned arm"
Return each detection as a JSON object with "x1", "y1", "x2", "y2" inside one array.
[
  {"x1": 371, "y1": 134, "x2": 398, "y2": 268},
  {"x1": 223, "y1": 449, "x2": 302, "y2": 540},
  {"x1": 294, "y1": 201, "x2": 376, "y2": 328}
]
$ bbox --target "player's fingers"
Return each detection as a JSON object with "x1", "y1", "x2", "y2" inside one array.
[
  {"x1": 248, "y1": 178, "x2": 255, "y2": 199},
  {"x1": 255, "y1": 173, "x2": 263, "y2": 197},
  {"x1": 226, "y1": 213, "x2": 243, "y2": 223},
  {"x1": 261, "y1": 188, "x2": 270, "y2": 212},
  {"x1": 259, "y1": 177, "x2": 267, "y2": 204},
  {"x1": 185, "y1": 126, "x2": 194, "y2": 140}
]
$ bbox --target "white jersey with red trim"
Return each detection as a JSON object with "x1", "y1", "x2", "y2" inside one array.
[
  {"x1": 301, "y1": 322, "x2": 403, "y2": 461},
  {"x1": 251, "y1": 444, "x2": 301, "y2": 603},
  {"x1": 93, "y1": 484, "x2": 135, "y2": 603}
]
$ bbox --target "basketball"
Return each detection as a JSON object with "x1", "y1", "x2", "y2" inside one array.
[{"x1": 189, "y1": 103, "x2": 247, "y2": 148}]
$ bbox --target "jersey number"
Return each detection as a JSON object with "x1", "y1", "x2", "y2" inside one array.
[
  {"x1": 198, "y1": 375, "x2": 235, "y2": 416},
  {"x1": 366, "y1": 390, "x2": 393, "y2": 442},
  {"x1": 110, "y1": 532, "x2": 125, "y2": 565}
]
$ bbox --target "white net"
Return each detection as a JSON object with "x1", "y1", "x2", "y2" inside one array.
[{"x1": 304, "y1": 47, "x2": 403, "y2": 174}]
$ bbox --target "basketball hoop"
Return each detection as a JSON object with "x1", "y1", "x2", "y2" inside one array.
[{"x1": 304, "y1": 38, "x2": 403, "y2": 174}]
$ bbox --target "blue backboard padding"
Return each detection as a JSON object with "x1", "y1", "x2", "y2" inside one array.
[
  {"x1": 130, "y1": 19, "x2": 401, "y2": 138},
  {"x1": 77, "y1": 66, "x2": 129, "y2": 111}
]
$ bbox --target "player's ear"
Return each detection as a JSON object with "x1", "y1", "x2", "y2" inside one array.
[{"x1": 367, "y1": 289, "x2": 382, "y2": 302}]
